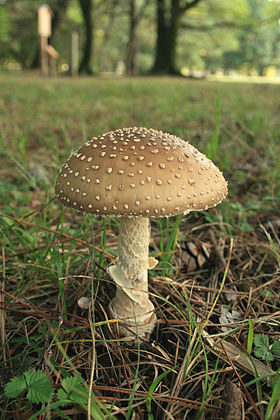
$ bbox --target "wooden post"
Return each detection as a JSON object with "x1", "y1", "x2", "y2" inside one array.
[
  {"x1": 45, "y1": 45, "x2": 60, "y2": 76},
  {"x1": 38, "y1": 5, "x2": 52, "y2": 76},
  {"x1": 40, "y1": 35, "x2": 48, "y2": 76},
  {"x1": 71, "y1": 31, "x2": 79, "y2": 77}
]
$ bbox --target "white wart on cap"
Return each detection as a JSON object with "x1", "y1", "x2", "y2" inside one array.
[{"x1": 55, "y1": 127, "x2": 228, "y2": 217}]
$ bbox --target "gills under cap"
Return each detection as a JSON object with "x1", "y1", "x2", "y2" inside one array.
[{"x1": 55, "y1": 127, "x2": 227, "y2": 217}]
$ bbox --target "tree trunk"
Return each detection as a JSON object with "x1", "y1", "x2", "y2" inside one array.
[
  {"x1": 125, "y1": 0, "x2": 151, "y2": 76},
  {"x1": 152, "y1": 0, "x2": 202, "y2": 75},
  {"x1": 50, "y1": 0, "x2": 72, "y2": 44},
  {"x1": 79, "y1": 0, "x2": 93, "y2": 74},
  {"x1": 125, "y1": 0, "x2": 138, "y2": 75},
  {"x1": 98, "y1": 0, "x2": 118, "y2": 73},
  {"x1": 257, "y1": 65, "x2": 265, "y2": 76},
  {"x1": 152, "y1": 0, "x2": 179, "y2": 74}
]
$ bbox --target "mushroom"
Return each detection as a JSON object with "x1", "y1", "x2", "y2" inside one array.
[{"x1": 55, "y1": 127, "x2": 227, "y2": 338}]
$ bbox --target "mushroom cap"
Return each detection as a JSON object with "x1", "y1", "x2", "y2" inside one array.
[{"x1": 55, "y1": 127, "x2": 227, "y2": 217}]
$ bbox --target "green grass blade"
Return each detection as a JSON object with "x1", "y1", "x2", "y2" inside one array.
[
  {"x1": 126, "y1": 328, "x2": 141, "y2": 420},
  {"x1": 265, "y1": 369, "x2": 280, "y2": 420},
  {"x1": 146, "y1": 367, "x2": 175, "y2": 419},
  {"x1": 247, "y1": 316, "x2": 254, "y2": 355},
  {"x1": 97, "y1": 217, "x2": 107, "y2": 278},
  {"x1": 29, "y1": 400, "x2": 72, "y2": 420}
]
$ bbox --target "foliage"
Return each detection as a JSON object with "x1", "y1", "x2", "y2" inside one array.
[
  {"x1": 223, "y1": 0, "x2": 280, "y2": 74},
  {"x1": 254, "y1": 334, "x2": 280, "y2": 362},
  {"x1": 0, "y1": 0, "x2": 58, "y2": 68},
  {"x1": 57, "y1": 376, "x2": 111, "y2": 419},
  {"x1": 4, "y1": 369, "x2": 115, "y2": 419},
  {"x1": 5, "y1": 369, "x2": 53, "y2": 403},
  {"x1": 178, "y1": 0, "x2": 251, "y2": 72}
]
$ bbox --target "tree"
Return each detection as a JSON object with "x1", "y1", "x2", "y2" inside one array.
[
  {"x1": 125, "y1": 0, "x2": 151, "y2": 75},
  {"x1": 152, "y1": 0, "x2": 202, "y2": 75},
  {"x1": 96, "y1": 0, "x2": 119, "y2": 73},
  {"x1": 79, "y1": 0, "x2": 94, "y2": 74},
  {"x1": 50, "y1": 0, "x2": 72, "y2": 44},
  {"x1": 222, "y1": 0, "x2": 280, "y2": 75},
  {"x1": 125, "y1": 0, "x2": 138, "y2": 75}
]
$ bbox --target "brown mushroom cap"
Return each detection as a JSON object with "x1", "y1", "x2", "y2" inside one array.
[{"x1": 55, "y1": 127, "x2": 227, "y2": 217}]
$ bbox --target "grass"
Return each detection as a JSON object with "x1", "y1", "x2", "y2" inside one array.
[{"x1": 0, "y1": 73, "x2": 280, "y2": 419}]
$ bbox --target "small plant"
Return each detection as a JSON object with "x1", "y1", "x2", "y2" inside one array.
[
  {"x1": 57, "y1": 376, "x2": 106, "y2": 418},
  {"x1": 254, "y1": 334, "x2": 280, "y2": 362},
  {"x1": 5, "y1": 369, "x2": 53, "y2": 404},
  {"x1": 4, "y1": 369, "x2": 116, "y2": 419}
]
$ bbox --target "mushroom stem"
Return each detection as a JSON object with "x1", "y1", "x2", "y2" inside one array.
[{"x1": 108, "y1": 216, "x2": 157, "y2": 337}]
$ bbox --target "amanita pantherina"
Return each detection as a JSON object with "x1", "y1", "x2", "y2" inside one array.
[{"x1": 55, "y1": 127, "x2": 227, "y2": 337}]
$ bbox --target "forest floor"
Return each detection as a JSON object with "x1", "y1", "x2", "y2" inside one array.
[{"x1": 0, "y1": 73, "x2": 279, "y2": 419}]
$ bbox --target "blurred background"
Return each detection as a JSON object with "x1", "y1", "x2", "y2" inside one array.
[{"x1": 1, "y1": 0, "x2": 280, "y2": 80}]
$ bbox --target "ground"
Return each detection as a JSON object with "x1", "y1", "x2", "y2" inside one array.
[{"x1": 0, "y1": 74, "x2": 279, "y2": 419}]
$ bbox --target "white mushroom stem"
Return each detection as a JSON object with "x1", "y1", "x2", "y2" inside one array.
[{"x1": 108, "y1": 216, "x2": 157, "y2": 337}]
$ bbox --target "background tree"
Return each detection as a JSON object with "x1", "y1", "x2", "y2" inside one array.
[
  {"x1": 222, "y1": 0, "x2": 280, "y2": 75},
  {"x1": 176, "y1": 0, "x2": 251, "y2": 74},
  {"x1": 97, "y1": 0, "x2": 119, "y2": 74},
  {"x1": 125, "y1": 0, "x2": 151, "y2": 75},
  {"x1": 79, "y1": 0, "x2": 93, "y2": 74},
  {"x1": 50, "y1": 0, "x2": 73, "y2": 43},
  {"x1": 152, "y1": 0, "x2": 202, "y2": 75},
  {"x1": 1, "y1": 0, "x2": 43, "y2": 69},
  {"x1": 126, "y1": 0, "x2": 138, "y2": 75}
]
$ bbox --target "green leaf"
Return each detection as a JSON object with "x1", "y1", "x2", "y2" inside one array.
[
  {"x1": 57, "y1": 389, "x2": 71, "y2": 407},
  {"x1": 254, "y1": 334, "x2": 274, "y2": 361},
  {"x1": 254, "y1": 346, "x2": 274, "y2": 362},
  {"x1": 254, "y1": 334, "x2": 269, "y2": 350},
  {"x1": 61, "y1": 376, "x2": 88, "y2": 405},
  {"x1": 146, "y1": 367, "x2": 175, "y2": 419},
  {"x1": 24, "y1": 370, "x2": 53, "y2": 404},
  {"x1": 271, "y1": 340, "x2": 280, "y2": 356},
  {"x1": 4, "y1": 374, "x2": 27, "y2": 399},
  {"x1": 28, "y1": 400, "x2": 73, "y2": 420},
  {"x1": 60, "y1": 377, "x2": 107, "y2": 420},
  {"x1": 265, "y1": 372, "x2": 280, "y2": 420},
  {"x1": 247, "y1": 316, "x2": 254, "y2": 355}
]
